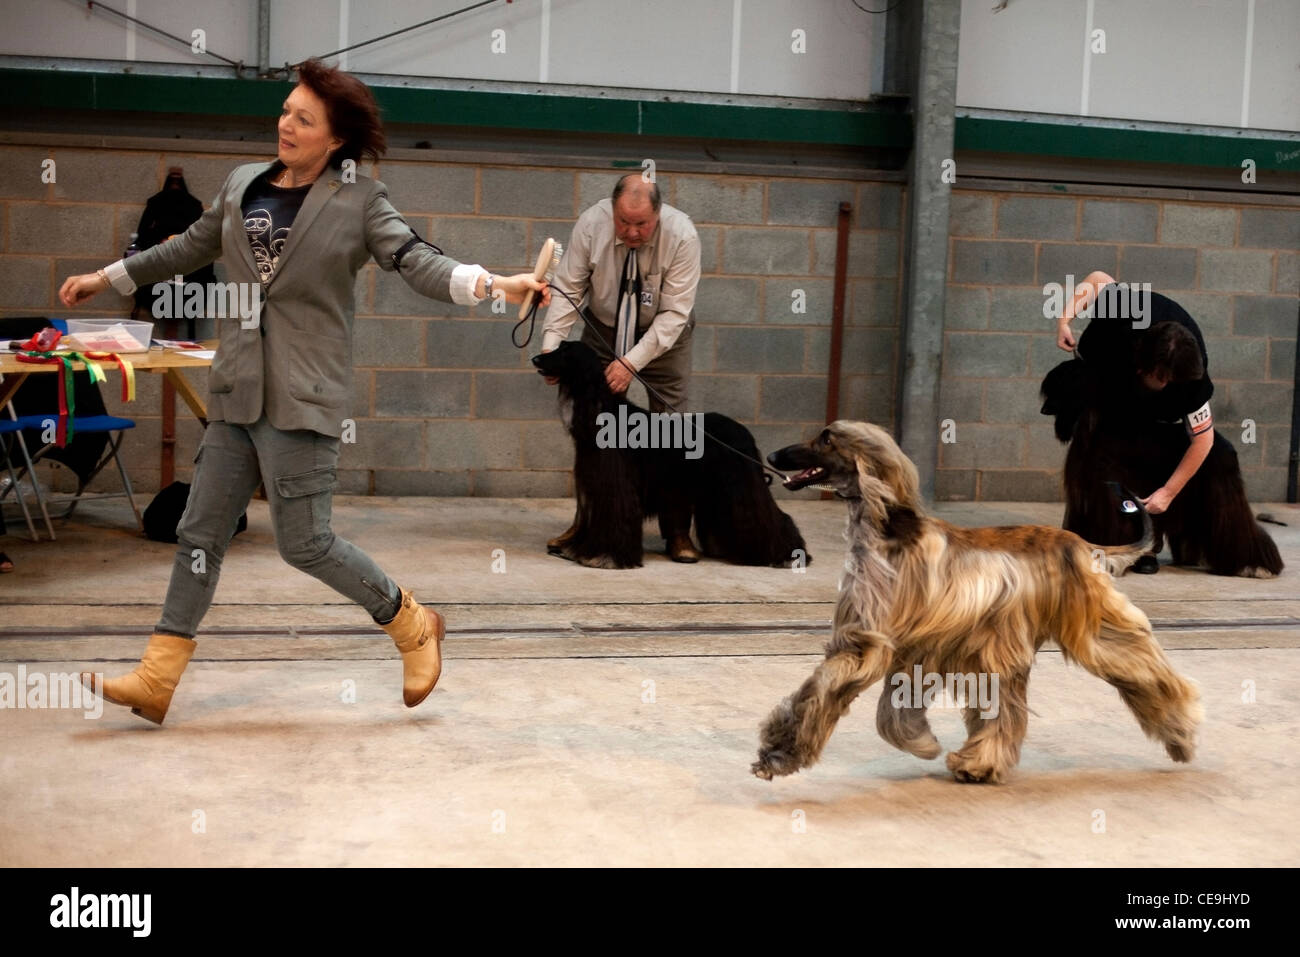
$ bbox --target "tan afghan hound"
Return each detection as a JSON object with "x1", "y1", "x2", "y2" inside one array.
[{"x1": 752, "y1": 421, "x2": 1202, "y2": 784}]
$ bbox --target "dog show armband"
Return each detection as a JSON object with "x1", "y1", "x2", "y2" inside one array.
[
  {"x1": 392, "y1": 228, "x2": 444, "y2": 273},
  {"x1": 1184, "y1": 402, "x2": 1213, "y2": 437}
]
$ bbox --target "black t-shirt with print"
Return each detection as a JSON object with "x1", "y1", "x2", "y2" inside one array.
[{"x1": 241, "y1": 170, "x2": 312, "y2": 284}]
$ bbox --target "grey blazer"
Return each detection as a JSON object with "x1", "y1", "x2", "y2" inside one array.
[{"x1": 123, "y1": 160, "x2": 460, "y2": 437}]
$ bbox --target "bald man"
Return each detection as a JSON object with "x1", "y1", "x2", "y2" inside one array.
[{"x1": 540, "y1": 173, "x2": 703, "y2": 561}]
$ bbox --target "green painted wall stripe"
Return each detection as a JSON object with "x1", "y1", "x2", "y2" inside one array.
[
  {"x1": 0, "y1": 68, "x2": 904, "y2": 148},
  {"x1": 956, "y1": 116, "x2": 1300, "y2": 172},
  {"x1": 5, "y1": 69, "x2": 1296, "y2": 169}
]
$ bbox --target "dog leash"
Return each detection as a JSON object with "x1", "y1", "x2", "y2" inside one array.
[{"x1": 515, "y1": 285, "x2": 793, "y2": 484}]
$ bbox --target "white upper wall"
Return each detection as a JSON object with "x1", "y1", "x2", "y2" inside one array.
[
  {"x1": 5, "y1": 0, "x2": 1295, "y2": 131},
  {"x1": 957, "y1": 0, "x2": 1300, "y2": 132},
  {"x1": 2, "y1": 0, "x2": 879, "y2": 101},
  {"x1": 1, "y1": 0, "x2": 257, "y2": 64}
]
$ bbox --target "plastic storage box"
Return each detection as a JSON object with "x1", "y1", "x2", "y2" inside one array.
[{"x1": 64, "y1": 318, "x2": 154, "y2": 353}]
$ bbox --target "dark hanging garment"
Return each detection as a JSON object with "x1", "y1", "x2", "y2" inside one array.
[{"x1": 132, "y1": 170, "x2": 219, "y2": 327}]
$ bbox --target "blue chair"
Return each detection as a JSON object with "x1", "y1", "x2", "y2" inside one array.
[
  {"x1": 1, "y1": 317, "x2": 143, "y2": 532},
  {"x1": 0, "y1": 408, "x2": 56, "y2": 541},
  {"x1": 11, "y1": 413, "x2": 143, "y2": 531}
]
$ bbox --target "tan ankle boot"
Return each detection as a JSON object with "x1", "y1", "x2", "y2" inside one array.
[
  {"x1": 81, "y1": 633, "x2": 197, "y2": 725},
  {"x1": 381, "y1": 588, "x2": 445, "y2": 707}
]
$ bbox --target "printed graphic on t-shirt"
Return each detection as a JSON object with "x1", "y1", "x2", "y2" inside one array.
[
  {"x1": 244, "y1": 208, "x2": 290, "y2": 283},
  {"x1": 1185, "y1": 401, "x2": 1213, "y2": 436}
]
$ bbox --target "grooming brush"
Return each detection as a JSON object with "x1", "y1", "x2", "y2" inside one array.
[{"x1": 518, "y1": 238, "x2": 563, "y2": 318}]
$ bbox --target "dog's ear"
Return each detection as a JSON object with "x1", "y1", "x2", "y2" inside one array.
[
  {"x1": 851, "y1": 431, "x2": 921, "y2": 515},
  {"x1": 851, "y1": 440, "x2": 922, "y2": 523},
  {"x1": 855, "y1": 462, "x2": 898, "y2": 524},
  {"x1": 882, "y1": 451, "x2": 921, "y2": 511}
]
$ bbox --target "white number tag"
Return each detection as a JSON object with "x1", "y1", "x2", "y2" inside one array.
[{"x1": 1185, "y1": 402, "x2": 1213, "y2": 436}]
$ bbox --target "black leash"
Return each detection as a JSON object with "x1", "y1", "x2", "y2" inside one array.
[{"x1": 515, "y1": 286, "x2": 792, "y2": 484}]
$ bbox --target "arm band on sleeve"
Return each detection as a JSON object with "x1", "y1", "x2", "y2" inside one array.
[
  {"x1": 391, "y1": 230, "x2": 443, "y2": 272},
  {"x1": 1185, "y1": 402, "x2": 1213, "y2": 436}
]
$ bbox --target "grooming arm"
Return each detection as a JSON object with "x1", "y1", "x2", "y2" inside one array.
[{"x1": 1163, "y1": 427, "x2": 1214, "y2": 499}]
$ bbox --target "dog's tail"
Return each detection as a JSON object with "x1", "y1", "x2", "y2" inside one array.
[{"x1": 1095, "y1": 483, "x2": 1154, "y2": 577}]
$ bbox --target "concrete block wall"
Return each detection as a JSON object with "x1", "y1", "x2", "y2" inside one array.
[
  {"x1": 940, "y1": 189, "x2": 1299, "y2": 502},
  {"x1": 0, "y1": 143, "x2": 903, "y2": 500},
  {"x1": 2, "y1": 141, "x2": 1294, "y2": 506}
]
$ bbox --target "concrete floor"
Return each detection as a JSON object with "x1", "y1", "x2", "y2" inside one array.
[{"x1": 1, "y1": 495, "x2": 1298, "y2": 866}]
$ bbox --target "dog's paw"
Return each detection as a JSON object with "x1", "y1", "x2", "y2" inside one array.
[
  {"x1": 1240, "y1": 566, "x2": 1278, "y2": 579},
  {"x1": 751, "y1": 750, "x2": 799, "y2": 780},
  {"x1": 946, "y1": 751, "x2": 1004, "y2": 784},
  {"x1": 575, "y1": 553, "x2": 640, "y2": 570},
  {"x1": 1160, "y1": 688, "x2": 1201, "y2": 763},
  {"x1": 1163, "y1": 726, "x2": 1198, "y2": 763},
  {"x1": 1165, "y1": 740, "x2": 1195, "y2": 763},
  {"x1": 903, "y1": 733, "x2": 943, "y2": 761}
]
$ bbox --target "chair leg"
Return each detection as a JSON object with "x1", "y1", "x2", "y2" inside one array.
[
  {"x1": 2, "y1": 438, "x2": 39, "y2": 541},
  {"x1": 24, "y1": 440, "x2": 83, "y2": 523},
  {"x1": 21, "y1": 429, "x2": 140, "y2": 532},
  {"x1": 61, "y1": 434, "x2": 117, "y2": 525},
  {"x1": 107, "y1": 431, "x2": 144, "y2": 532},
  {"x1": 10, "y1": 429, "x2": 54, "y2": 541}
]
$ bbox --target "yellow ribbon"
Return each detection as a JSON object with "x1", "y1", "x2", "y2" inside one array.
[{"x1": 85, "y1": 352, "x2": 136, "y2": 402}]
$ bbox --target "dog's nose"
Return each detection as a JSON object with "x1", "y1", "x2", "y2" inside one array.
[
  {"x1": 531, "y1": 354, "x2": 544, "y2": 367},
  {"x1": 767, "y1": 450, "x2": 781, "y2": 466}
]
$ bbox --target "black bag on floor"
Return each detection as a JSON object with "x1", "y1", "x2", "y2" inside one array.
[{"x1": 143, "y1": 481, "x2": 247, "y2": 543}]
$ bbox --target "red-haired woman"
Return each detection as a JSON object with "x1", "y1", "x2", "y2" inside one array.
[{"x1": 58, "y1": 59, "x2": 549, "y2": 724}]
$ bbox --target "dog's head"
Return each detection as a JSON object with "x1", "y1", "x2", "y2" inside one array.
[
  {"x1": 768, "y1": 420, "x2": 921, "y2": 517},
  {"x1": 532, "y1": 341, "x2": 608, "y2": 397}
]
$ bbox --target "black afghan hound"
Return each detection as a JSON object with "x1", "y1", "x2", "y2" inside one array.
[
  {"x1": 532, "y1": 341, "x2": 809, "y2": 570},
  {"x1": 1041, "y1": 341, "x2": 1283, "y2": 578}
]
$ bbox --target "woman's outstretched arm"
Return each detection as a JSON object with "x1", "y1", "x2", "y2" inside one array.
[{"x1": 364, "y1": 182, "x2": 547, "y2": 307}]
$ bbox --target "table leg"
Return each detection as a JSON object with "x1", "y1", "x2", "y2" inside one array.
[
  {"x1": 161, "y1": 375, "x2": 176, "y2": 486},
  {"x1": 0, "y1": 372, "x2": 30, "y2": 410},
  {"x1": 163, "y1": 368, "x2": 208, "y2": 426}
]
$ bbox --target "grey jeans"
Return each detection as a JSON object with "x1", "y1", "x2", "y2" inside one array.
[{"x1": 156, "y1": 416, "x2": 401, "y2": 638}]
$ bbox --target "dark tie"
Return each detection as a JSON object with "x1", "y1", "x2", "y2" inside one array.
[{"x1": 614, "y1": 247, "x2": 638, "y2": 357}]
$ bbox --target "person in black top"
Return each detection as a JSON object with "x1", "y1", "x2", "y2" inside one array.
[{"x1": 1041, "y1": 270, "x2": 1282, "y2": 577}]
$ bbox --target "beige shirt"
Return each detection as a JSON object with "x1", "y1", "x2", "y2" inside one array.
[{"x1": 541, "y1": 198, "x2": 701, "y2": 371}]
